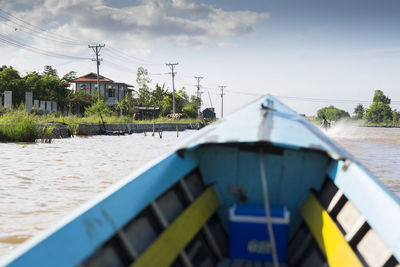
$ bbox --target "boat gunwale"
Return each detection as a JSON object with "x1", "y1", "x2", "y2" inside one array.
[{"x1": 0, "y1": 151, "x2": 199, "y2": 267}]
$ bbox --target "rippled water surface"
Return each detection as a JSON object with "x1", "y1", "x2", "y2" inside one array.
[
  {"x1": 1, "y1": 125, "x2": 399, "y2": 259},
  {"x1": 0, "y1": 131, "x2": 195, "y2": 258},
  {"x1": 327, "y1": 123, "x2": 400, "y2": 198}
]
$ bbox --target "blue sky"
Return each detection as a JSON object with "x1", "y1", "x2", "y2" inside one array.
[{"x1": 1, "y1": 0, "x2": 400, "y2": 116}]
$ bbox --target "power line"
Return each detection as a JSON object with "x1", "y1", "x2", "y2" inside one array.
[
  {"x1": 0, "y1": 8, "x2": 85, "y2": 45},
  {"x1": 106, "y1": 46, "x2": 164, "y2": 66},
  {"x1": 166, "y1": 63, "x2": 178, "y2": 113},
  {"x1": 23, "y1": 59, "x2": 86, "y2": 73},
  {"x1": 0, "y1": 33, "x2": 90, "y2": 60},
  {"x1": 0, "y1": 20, "x2": 82, "y2": 47}
]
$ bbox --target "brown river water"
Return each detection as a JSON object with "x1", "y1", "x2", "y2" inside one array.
[{"x1": 0, "y1": 125, "x2": 399, "y2": 259}]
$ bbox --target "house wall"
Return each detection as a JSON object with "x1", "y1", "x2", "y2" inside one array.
[{"x1": 74, "y1": 82, "x2": 127, "y2": 106}]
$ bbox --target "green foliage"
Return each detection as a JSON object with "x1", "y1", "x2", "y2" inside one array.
[
  {"x1": 62, "y1": 71, "x2": 77, "y2": 82},
  {"x1": 373, "y1": 90, "x2": 391, "y2": 104},
  {"x1": 151, "y1": 83, "x2": 167, "y2": 106},
  {"x1": 134, "y1": 68, "x2": 199, "y2": 118},
  {"x1": 182, "y1": 106, "x2": 197, "y2": 118},
  {"x1": 392, "y1": 109, "x2": 400, "y2": 126},
  {"x1": 84, "y1": 99, "x2": 111, "y2": 117},
  {"x1": 0, "y1": 111, "x2": 40, "y2": 142},
  {"x1": 0, "y1": 66, "x2": 26, "y2": 106},
  {"x1": 43, "y1": 65, "x2": 57, "y2": 77},
  {"x1": 69, "y1": 90, "x2": 95, "y2": 107},
  {"x1": 0, "y1": 65, "x2": 72, "y2": 110},
  {"x1": 317, "y1": 105, "x2": 350, "y2": 121},
  {"x1": 160, "y1": 94, "x2": 173, "y2": 116},
  {"x1": 353, "y1": 104, "x2": 364, "y2": 120},
  {"x1": 116, "y1": 94, "x2": 134, "y2": 115},
  {"x1": 364, "y1": 102, "x2": 392, "y2": 124},
  {"x1": 364, "y1": 90, "x2": 393, "y2": 124},
  {"x1": 136, "y1": 67, "x2": 152, "y2": 106},
  {"x1": 0, "y1": 109, "x2": 199, "y2": 141}
]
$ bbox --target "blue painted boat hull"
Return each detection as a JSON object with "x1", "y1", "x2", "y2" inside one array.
[{"x1": 2, "y1": 95, "x2": 400, "y2": 266}]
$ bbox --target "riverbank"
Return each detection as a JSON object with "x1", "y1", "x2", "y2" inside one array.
[
  {"x1": 308, "y1": 118, "x2": 400, "y2": 128},
  {"x1": 0, "y1": 110, "x2": 205, "y2": 142},
  {"x1": 0, "y1": 122, "x2": 202, "y2": 142},
  {"x1": 75, "y1": 122, "x2": 201, "y2": 135}
]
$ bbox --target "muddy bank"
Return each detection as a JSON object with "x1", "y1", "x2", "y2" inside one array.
[{"x1": 75, "y1": 123, "x2": 201, "y2": 135}]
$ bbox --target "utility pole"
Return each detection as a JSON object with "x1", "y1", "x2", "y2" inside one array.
[
  {"x1": 218, "y1": 85, "x2": 226, "y2": 118},
  {"x1": 166, "y1": 63, "x2": 178, "y2": 113},
  {"x1": 208, "y1": 91, "x2": 213, "y2": 108},
  {"x1": 194, "y1": 76, "x2": 204, "y2": 119},
  {"x1": 88, "y1": 44, "x2": 105, "y2": 98}
]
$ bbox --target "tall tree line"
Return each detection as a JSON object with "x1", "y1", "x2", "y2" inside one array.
[{"x1": 0, "y1": 65, "x2": 76, "y2": 110}]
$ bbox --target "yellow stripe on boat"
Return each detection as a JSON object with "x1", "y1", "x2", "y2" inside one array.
[
  {"x1": 131, "y1": 187, "x2": 219, "y2": 267},
  {"x1": 300, "y1": 192, "x2": 362, "y2": 267}
]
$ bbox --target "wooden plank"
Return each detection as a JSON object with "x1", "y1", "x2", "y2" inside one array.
[
  {"x1": 300, "y1": 193, "x2": 363, "y2": 267},
  {"x1": 328, "y1": 160, "x2": 400, "y2": 262},
  {"x1": 130, "y1": 187, "x2": 219, "y2": 267}
]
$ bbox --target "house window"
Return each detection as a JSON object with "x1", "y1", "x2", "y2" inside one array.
[
  {"x1": 107, "y1": 85, "x2": 116, "y2": 97},
  {"x1": 80, "y1": 84, "x2": 89, "y2": 91}
]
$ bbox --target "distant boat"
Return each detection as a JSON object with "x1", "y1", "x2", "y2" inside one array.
[{"x1": 2, "y1": 95, "x2": 400, "y2": 267}]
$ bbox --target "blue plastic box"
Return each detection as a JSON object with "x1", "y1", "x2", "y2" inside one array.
[{"x1": 229, "y1": 203, "x2": 290, "y2": 262}]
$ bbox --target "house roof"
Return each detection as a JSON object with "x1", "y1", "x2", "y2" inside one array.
[
  {"x1": 72, "y1": 73, "x2": 112, "y2": 82},
  {"x1": 71, "y1": 73, "x2": 134, "y2": 88},
  {"x1": 203, "y1": 107, "x2": 215, "y2": 113}
]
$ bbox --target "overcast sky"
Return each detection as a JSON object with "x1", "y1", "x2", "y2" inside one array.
[{"x1": 1, "y1": 0, "x2": 400, "y2": 116}]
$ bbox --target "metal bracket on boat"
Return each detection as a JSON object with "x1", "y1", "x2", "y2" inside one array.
[
  {"x1": 228, "y1": 185, "x2": 247, "y2": 202},
  {"x1": 261, "y1": 99, "x2": 276, "y2": 111},
  {"x1": 342, "y1": 159, "x2": 352, "y2": 172}
]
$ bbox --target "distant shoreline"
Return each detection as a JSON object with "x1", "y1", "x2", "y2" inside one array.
[{"x1": 307, "y1": 118, "x2": 400, "y2": 129}]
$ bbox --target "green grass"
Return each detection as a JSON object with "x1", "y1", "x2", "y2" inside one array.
[
  {"x1": 0, "y1": 111, "x2": 42, "y2": 142},
  {"x1": 0, "y1": 109, "x2": 201, "y2": 141}
]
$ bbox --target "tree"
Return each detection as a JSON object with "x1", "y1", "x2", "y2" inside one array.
[
  {"x1": 43, "y1": 65, "x2": 58, "y2": 77},
  {"x1": 116, "y1": 94, "x2": 134, "y2": 116},
  {"x1": 364, "y1": 102, "x2": 392, "y2": 124},
  {"x1": 0, "y1": 66, "x2": 26, "y2": 106},
  {"x1": 160, "y1": 94, "x2": 173, "y2": 116},
  {"x1": 364, "y1": 90, "x2": 393, "y2": 124},
  {"x1": 85, "y1": 98, "x2": 111, "y2": 116},
  {"x1": 182, "y1": 106, "x2": 197, "y2": 118},
  {"x1": 393, "y1": 109, "x2": 400, "y2": 126},
  {"x1": 317, "y1": 105, "x2": 350, "y2": 121},
  {"x1": 62, "y1": 71, "x2": 77, "y2": 83},
  {"x1": 151, "y1": 83, "x2": 167, "y2": 107},
  {"x1": 373, "y1": 90, "x2": 391, "y2": 104},
  {"x1": 353, "y1": 104, "x2": 364, "y2": 120},
  {"x1": 136, "y1": 67, "x2": 152, "y2": 106}
]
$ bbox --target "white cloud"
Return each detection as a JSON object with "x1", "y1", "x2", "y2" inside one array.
[{"x1": 3, "y1": 0, "x2": 269, "y2": 48}]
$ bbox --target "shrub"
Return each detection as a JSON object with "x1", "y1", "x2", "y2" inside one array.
[{"x1": 182, "y1": 106, "x2": 197, "y2": 118}]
